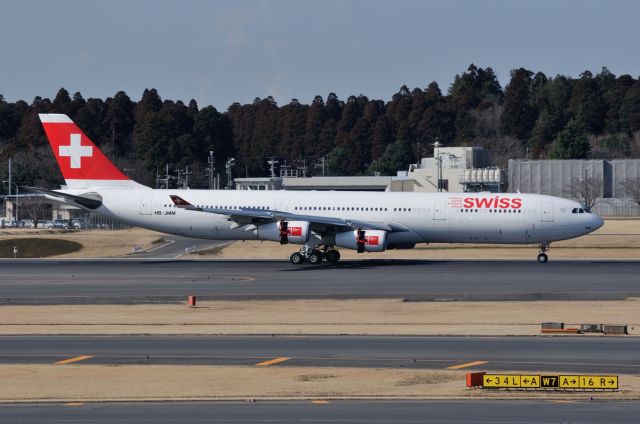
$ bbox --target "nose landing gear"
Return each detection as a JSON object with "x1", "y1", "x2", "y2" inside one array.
[{"x1": 537, "y1": 243, "x2": 550, "y2": 263}]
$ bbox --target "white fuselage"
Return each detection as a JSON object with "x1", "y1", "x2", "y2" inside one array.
[{"x1": 66, "y1": 188, "x2": 604, "y2": 248}]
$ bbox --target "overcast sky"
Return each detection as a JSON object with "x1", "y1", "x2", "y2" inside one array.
[{"x1": 1, "y1": 0, "x2": 639, "y2": 111}]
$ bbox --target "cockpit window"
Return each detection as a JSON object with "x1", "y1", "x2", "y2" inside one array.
[{"x1": 572, "y1": 207, "x2": 591, "y2": 214}]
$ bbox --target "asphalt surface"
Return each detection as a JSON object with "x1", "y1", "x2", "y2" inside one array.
[
  {"x1": 2, "y1": 335, "x2": 638, "y2": 374},
  {"x1": 0, "y1": 259, "x2": 639, "y2": 304},
  {"x1": 2, "y1": 400, "x2": 639, "y2": 423},
  {"x1": 134, "y1": 236, "x2": 227, "y2": 259}
]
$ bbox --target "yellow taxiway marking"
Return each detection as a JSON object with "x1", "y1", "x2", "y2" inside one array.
[
  {"x1": 311, "y1": 400, "x2": 330, "y2": 404},
  {"x1": 64, "y1": 403, "x2": 84, "y2": 407},
  {"x1": 255, "y1": 357, "x2": 291, "y2": 366},
  {"x1": 446, "y1": 360, "x2": 488, "y2": 370},
  {"x1": 55, "y1": 355, "x2": 94, "y2": 365}
]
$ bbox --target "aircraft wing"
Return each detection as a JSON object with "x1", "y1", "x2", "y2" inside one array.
[{"x1": 169, "y1": 195, "x2": 408, "y2": 232}]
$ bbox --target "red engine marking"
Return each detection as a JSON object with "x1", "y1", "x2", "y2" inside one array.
[{"x1": 365, "y1": 235, "x2": 379, "y2": 245}]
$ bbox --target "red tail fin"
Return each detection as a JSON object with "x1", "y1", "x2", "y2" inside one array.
[{"x1": 39, "y1": 114, "x2": 139, "y2": 189}]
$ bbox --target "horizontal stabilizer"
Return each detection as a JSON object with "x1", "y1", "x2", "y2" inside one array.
[{"x1": 24, "y1": 186, "x2": 102, "y2": 209}]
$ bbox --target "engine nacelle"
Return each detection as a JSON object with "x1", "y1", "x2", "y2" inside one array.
[
  {"x1": 335, "y1": 229, "x2": 388, "y2": 252},
  {"x1": 255, "y1": 221, "x2": 310, "y2": 244}
]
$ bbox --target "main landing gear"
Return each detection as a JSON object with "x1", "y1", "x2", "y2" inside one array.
[
  {"x1": 289, "y1": 245, "x2": 341, "y2": 265},
  {"x1": 537, "y1": 243, "x2": 550, "y2": 263}
]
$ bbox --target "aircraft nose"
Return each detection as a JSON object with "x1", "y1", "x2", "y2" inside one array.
[{"x1": 592, "y1": 213, "x2": 604, "y2": 231}]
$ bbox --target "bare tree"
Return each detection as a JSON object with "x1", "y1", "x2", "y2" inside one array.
[
  {"x1": 623, "y1": 177, "x2": 640, "y2": 206},
  {"x1": 470, "y1": 104, "x2": 526, "y2": 168},
  {"x1": 568, "y1": 175, "x2": 603, "y2": 210},
  {"x1": 630, "y1": 131, "x2": 640, "y2": 158},
  {"x1": 482, "y1": 135, "x2": 526, "y2": 169},
  {"x1": 23, "y1": 195, "x2": 43, "y2": 227}
]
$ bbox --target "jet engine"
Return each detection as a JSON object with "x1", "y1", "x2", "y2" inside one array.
[
  {"x1": 335, "y1": 229, "x2": 388, "y2": 252},
  {"x1": 255, "y1": 220, "x2": 310, "y2": 245}
]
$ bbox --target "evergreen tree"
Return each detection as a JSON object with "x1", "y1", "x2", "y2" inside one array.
[
  {"x1": 371, "y1": 115, "x2": 393, "y2": 160},
  {"x1": 619, "y1": 82, "x2": 640, "y2": 133},
  {"x1": 193, "y1": 105, "x2": 233, "y2": 165},
  {"x1": 500, "y1": 68, "x2": 536, "y2": 139},
  {"x1": 304, "y1": 95, "x2": 327, "y2": 157},
  {"x1": 569, "y1": 71, "x2": 605, "y2": 134},
  {"x1": 368, "y1": 141, "x2": 413, "y2": 175},
  {"x1": 549, "y1": 119, "x2": 590, "y2": 159},
  {"x1": 51, "y1": 88, "x2": 72, "y2": 114},
  {"x1": 135, "y1": 88, "x2": 162, "y2": 124},
  {"x1": 278, "y1": 99, "x2": 308, "y2": 159},
  {"x1": 107, "y1": 91, "x2": 135, "y2": 156},
  {"x1": 603, "y1": 75, "x2": 634, "y2": 133}
]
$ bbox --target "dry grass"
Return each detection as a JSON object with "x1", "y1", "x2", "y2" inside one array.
[
  {"x1": 1, "y1": 364, "x2": 637, "y2": 403},
  {"x1": 1, "y1": 299, "x2": 637, "y2": 336},
  {"x1": 0, "y1": 228, "x2": 166, "y2": 258}
]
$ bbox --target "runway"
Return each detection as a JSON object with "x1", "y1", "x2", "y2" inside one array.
[
  {"x1": 2, "y1": 400, "x2": 639, "y2": 423},
  {"x1": 0, "y1": 259, "x2": 639, "y2": 304},
  {"x1": 2, "y1": 335, "x2": 638, "y2": 374}
]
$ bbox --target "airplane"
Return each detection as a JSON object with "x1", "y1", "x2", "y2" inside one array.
[{"x1": 32, "y1": 113, "x2": 603, "y2": 264}]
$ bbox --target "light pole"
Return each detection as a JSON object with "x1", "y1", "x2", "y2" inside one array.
[
  {"x1": 225, "y1": 158, "x2": 235, "y2": 190},
  {"x1": 208, "y1": 151, "x2": 215, "y2": 190},
  {"x1": 3, "y1": 181, "x2": 18, "y2": 221}
]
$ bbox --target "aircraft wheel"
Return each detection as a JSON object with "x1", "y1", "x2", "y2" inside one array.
[
  {"x1": 537, "y1": 253, "x2": 548, "y2": 263},
  {"x1": 308, "y1": 251, "x2": 323, "y2": 265},
  {"x1": 290, "y1": 252, "x2": 305, "y2": 265},
  {"x1": 325, "y1": 249, "x2": 340, "y2": 264}
]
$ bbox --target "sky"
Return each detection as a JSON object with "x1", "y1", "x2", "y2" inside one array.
[{"x1": 1, "y1": 0, "x2": 639, "y2": 111}]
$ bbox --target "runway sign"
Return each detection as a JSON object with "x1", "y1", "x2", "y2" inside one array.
[
  {"x1": 483, "y1": 374, "x2": 618, "y2": 390},
  {"x1": 558, "y1": 375, "x2": 579, "y2": 388},
  {"x1": 577, "y1": 375, "x2": 618, "y2": 389},
  {"x1": 483, "y1": 374, "x2": 525, "y2": 388}
]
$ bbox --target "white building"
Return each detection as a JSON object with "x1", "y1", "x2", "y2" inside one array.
[{"x1": 390, "y1": 146, "x2": 506, "y2": 193}]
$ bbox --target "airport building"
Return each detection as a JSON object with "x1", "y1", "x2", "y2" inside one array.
[
  {"x1": 508, "y1": 159, "x2": 640, "y2": 216},
  {"x1": 235, "y1": 146, "x2": 506, "y2": 194},
  {"x1": 390, "y1": 146, "x2": 506, "y2": 193}
]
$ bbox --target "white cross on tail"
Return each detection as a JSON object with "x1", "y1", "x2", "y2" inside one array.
[{"x1": 58, "y1": 134, "x2": 93, "y2": 168}]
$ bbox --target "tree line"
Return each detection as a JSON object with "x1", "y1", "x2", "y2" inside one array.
[{"x1": 1, "y1": 64, "x2": 640, "y2": 189}]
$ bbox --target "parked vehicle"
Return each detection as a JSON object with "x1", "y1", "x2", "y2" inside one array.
[
  {"x1": 52, "y1": 219, "x2": 69, "y2": 229},
  {"x1": 72, "y1": 218, "x2": 92, "y2": 229},
  {"x1": 20, "y1": 219, "x2": 35, "y2": 228},
  {"x1": 38, "y1": 220, "x2": 53, "y2": 229}
]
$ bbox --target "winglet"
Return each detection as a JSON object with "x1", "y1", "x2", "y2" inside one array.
[{"x1": 169, "y1": 195, "x2": 200, "y2": 210}]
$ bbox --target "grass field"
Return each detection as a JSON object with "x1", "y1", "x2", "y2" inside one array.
[
  {"x1": 0, "y1": 228, "x2": 165, "y2": 258},
  {"x1": 0, "y1": 238, "x2": 82, "y2": 258}
]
